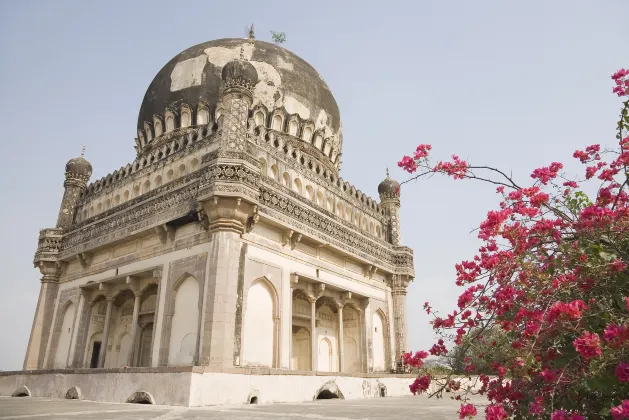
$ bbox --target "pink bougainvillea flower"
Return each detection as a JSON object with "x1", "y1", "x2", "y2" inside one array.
[
  {"x1": 458, "y1": 403, "x2": 477, "y2": 419},
  {"x1": 616, "y1": 362, "x2": 629, "y2": 383},
  {"x1": 611, "y1": 401, "x2": 629, "y2": 420},
  {"x1": 485, "y1": 404, "x2": 508, "y2": 420},
  {"x1": 573, "y1": 331, "x2": 602, "y2": 361}
]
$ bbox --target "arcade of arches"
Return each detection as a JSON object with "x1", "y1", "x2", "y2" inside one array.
[{"x1": 46, "y1": 268, "x2": 392, "y2": 374}]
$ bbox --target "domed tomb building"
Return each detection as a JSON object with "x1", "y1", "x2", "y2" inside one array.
[{"x1": 19, "y1": 35, "x2": 415, "y2": 404}]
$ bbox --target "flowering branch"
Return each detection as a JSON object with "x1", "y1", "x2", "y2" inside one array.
[{"x1": 398, "y1": 69, "x2": 629, "y2": 419}]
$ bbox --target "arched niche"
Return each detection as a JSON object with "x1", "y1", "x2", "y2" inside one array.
[
  {"x1": 288, "y1": 119, "x2": 299, "y2": 136},
  {"x1": 282, "y1": 172, "x2": 291, "y2": 189},
  {"x1": 254, "y1": 111, "x2": 265, "y2": 127},
  {"x1": 153, "y1": 116, "x2": 163, "y2": 137},
  {"x1": 180, "y1": 105, "x2": 192, "y2": 128},
  {"x1": 53, "y1": 301, "x2": 76, "y2": 369},
  {"x1": 318, "y1": 337, "x2": 333, "y2": 372},
  {"x1": 305, "y1": 185, "x2": 314, "y2": 201},
  {"x1": 197, "y1": 104, "x2": 209, "y2": 126},
  {"x1": 116, "y1": 333, "x2": 132, "y2": 367},
  {"x1": 372, "y1": 310, "x2": 387, "y2": 372},
  {"x1": 302, "y1": 125, "x2": 313, "y2": 143},
  {"x1": 242, "y1": 277, "x2": 279, "y2": 367},
  {"x1": 271, "y1": 114, "x2": 283, "y2": 131},
  {"x1": 294, "y1": 178, "x2": 303, "y2": 195},
  {"x1": 291, "y1": 326, "x2": 311, "y2": 371},
  {"x1": 316, "y1": 191, "x2": 324, "y2": 207},
  {"x1": 168, "y1": 275, "x2": 200, "y2": 366}
]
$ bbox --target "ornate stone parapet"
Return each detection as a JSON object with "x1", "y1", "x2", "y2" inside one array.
[
  {"x1": 392, "y1": 245, "x2": 414, "y2": 278},
  {"x1": 33, "y1": 228, "x2": 64, "y2": 268}
]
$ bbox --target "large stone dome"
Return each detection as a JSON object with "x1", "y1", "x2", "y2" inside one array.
[{"x1": 137, "y1": 38, "x2": 341, "y2": 148}]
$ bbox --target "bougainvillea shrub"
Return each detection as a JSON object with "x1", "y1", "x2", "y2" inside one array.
[{"x1": 398, "y1": 69, "x2": 629, "y2": 419}]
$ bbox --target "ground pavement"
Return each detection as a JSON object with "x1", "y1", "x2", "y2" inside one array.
[{"x1": 0, "y1": 395, "x2": 487, "y2": 419}]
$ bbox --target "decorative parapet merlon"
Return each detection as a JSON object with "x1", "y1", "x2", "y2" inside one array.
[
  {"x1": 392, "y1": 245, "x2": 414, "y2": 278},
  {"x1": 33, "y1": 228, "x2": 64, "y2": 267}
]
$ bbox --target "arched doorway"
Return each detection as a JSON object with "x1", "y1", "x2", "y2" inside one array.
[{"x1": 318, "y1": 338, "x2": 333, "y2": 372}]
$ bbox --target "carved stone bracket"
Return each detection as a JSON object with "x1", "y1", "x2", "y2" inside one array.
[
  {"x1": 291, "y1": 234, "x2": 302, "y2": 250},
  {"x1": 196, "y1": 207, "x2": 210, "y2": 231},
  {"x1": 76, "y1": 252, "x2": 92, "y2": 269},
  {"x1": 283, "y1": 230, "x2": 294, "y2": 247},
  {"x1": 245, "y1": 205, "x2": 259, "y2": 233},
  {"x1": 340, "y1": 291, "x2": 352, "y2": 307},
  {"x1": 125, "y1": 275, "x2": 141, "y2": 293},
  {"x1": 155, "y1": 224, "x2": 176, "y2": 244}
]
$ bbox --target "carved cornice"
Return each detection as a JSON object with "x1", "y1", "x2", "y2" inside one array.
[
  {"x1": 258, "y1": 184, "x2": 407, "y2": 272},
  {"x1": 52, "y1": 157, "x2": 414, "y2": 279}
]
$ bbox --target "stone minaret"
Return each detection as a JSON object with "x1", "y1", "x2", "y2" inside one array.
[
  {"x1": 378, "y1": 169, "x2": 401, "y2": 246},
  {"x1": 56, "y1": 150, "x2": 93, "y2": 230},
  {"x1": 196, "y1": 53, "x2": 261, "y2": 367},
  {"x1": 24, "y1": 151, "x2": 92, "y2": 369},
  {"x1": 378, "y1": 170, "x2": 410, "y2": 360}
]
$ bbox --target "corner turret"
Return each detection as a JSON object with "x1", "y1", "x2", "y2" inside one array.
[
  {"x1": 56, "y1": 149, "x2": 92, "y2": 231},
  {"x1": 378, "y1": 169, "x2": 401, "y2": 245}
]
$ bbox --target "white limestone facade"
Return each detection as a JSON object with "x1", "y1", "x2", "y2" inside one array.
[{"x1": 12, "y1": 34, "x2": 415, "y2": 405}]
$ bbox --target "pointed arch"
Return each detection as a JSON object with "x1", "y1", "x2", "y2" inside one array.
[
  {"x1": 242, "y1": 276, "x2": 279, "y2": 368},
  {"x1": 165, "y1": 109, "x2": 176, "y2": 132},
  {"x1": 318, "y1": 337, "x2": 333, "y2": 372},
  {"x1": 372, "y1": 308, "x2": 390, "y2": 372},
  {"x1": 197, "y1": 102, "x2": 210, "y2": 126},
  {"x1": 52, "y1": 300, "x2": 76, "y2": 369},
  {"x1": 168, "y1": 273, "x2": 200, "y2": 366}
]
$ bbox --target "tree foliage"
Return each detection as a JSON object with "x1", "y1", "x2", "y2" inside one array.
[
  {"x1": 270, "y1": 31, "x2": 286, "y2": 45},
  {"x1": 399, "y1": 69, "x2": 629, "y2": 419}
]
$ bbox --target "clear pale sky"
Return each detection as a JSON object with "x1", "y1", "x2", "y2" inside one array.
[{"x1": 0, "y1": 0, "x2": 627, "y2": 371}]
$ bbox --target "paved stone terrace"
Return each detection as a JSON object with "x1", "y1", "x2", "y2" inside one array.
[{"x1": 0, "y1": 395, "x2": 487, "y2": 419}]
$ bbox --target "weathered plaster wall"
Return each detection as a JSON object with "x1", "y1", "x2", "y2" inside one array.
[{"x1": 0, "y1": 370, "x2": 193, "y2": 405}]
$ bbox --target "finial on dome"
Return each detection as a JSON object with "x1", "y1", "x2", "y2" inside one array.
[
  {"x1": 80, "y1": 145, "x2": 86, "y2": 158},
  {"x1": 248, "y1": 23, "x2": 255, "y2": 40},
  {"x1": 239, "y1": 44, "x2": 245, "y2": 60},
  {"x1": 386, "y1": 167, "x2": 390, "y2": 177}
]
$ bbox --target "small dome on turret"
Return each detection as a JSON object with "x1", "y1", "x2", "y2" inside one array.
[
  {"x1": 65, "y1": 155, "x2": 92, "y2": 179},
  {"x1": 221, "y1": 58, "x2": 258, "y2": 89},
  {"x1": 378, "y1": 169, "x2": 400, "y2": 200}
]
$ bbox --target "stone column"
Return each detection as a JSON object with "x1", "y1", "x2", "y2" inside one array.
[
  {"x1": 338, "y1": 306, "x2": 344, "y2": 373},
  {"x1": 66, "y1": 291, "x2": 85, "y2": 367},
  {"x1": 310, "y1": 298, "x2": 317, "y2": 372},
  {"x1": 288, "y1": 288, "x2": 294, "y2": 369},
  {"x1": 127, "y1": 291, "x2": 141, "y2": 366},
  {"x1": 199, "y1": 228, "x2": 245, "y2": 366},
  {"x1": 359, "y1": 298, "x2": 371, "y2": 373},
  {"x1": 391, "y1": 275, "x2": 410, "y2": 359},
  {"x1": 23, "y1": 261, "x2": 62, "y2": 370},
  {"x1": 98, "y1": 297, "x2": 114, "y2": 368},
  {"x1": 356, "y1": 308, "x2": 364, "y2": 373}
]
